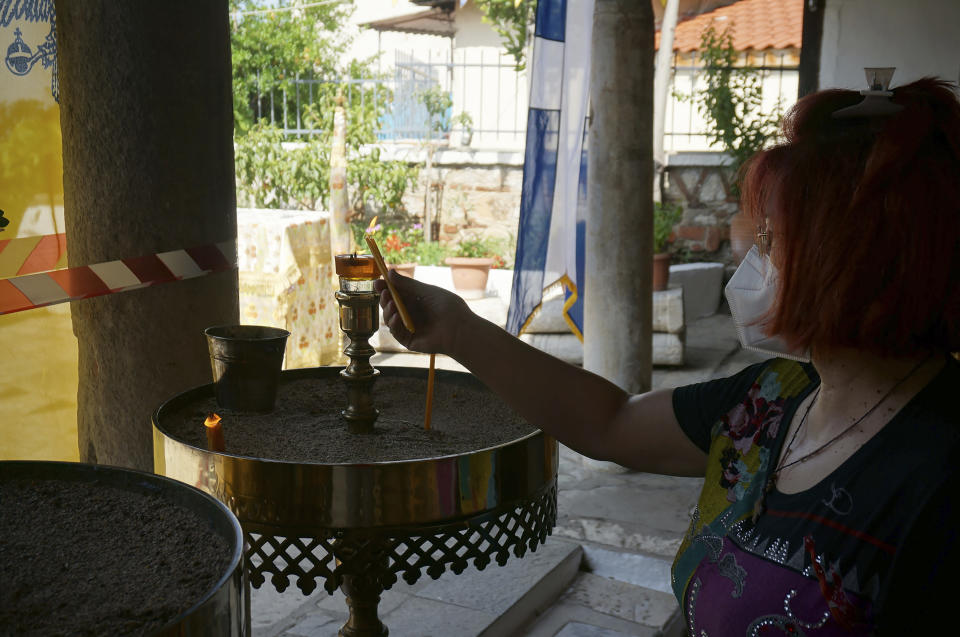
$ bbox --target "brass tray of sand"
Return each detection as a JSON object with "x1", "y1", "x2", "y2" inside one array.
[
  {"x1": 153, "y1": 248, "x2": 558, "y2": 637},
  {"x1": 0, "y1": 460, "x2": 246, "y2": 636},
  {"x1": 153, "y1": 367, "x2": 558, "y2": 636}
]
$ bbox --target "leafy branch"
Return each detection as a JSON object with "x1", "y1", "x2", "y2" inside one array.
[
  {"x1": 693, "y1": 24, "x2": 782, "y2": 186},
  {"x1": 474, "y1": 0, "x2": 536, "y2": 71},
  {"x1": 419, "y1": 85, "x2": 453, "y2": 135},
  {"x1": 230, "y1": 0, "x2": 418, "y2": 215}
]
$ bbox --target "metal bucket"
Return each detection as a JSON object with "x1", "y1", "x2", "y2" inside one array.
[
  {"x1": 0, "y1": 460, "x2": 247, "y2": 636},
  {"x1": 205, "y1": 325, "x2": 290, "y2": 412}
]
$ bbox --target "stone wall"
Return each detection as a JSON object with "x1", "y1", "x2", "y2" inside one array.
[
  {"x1": 392, "y1": 148, "x2": 524, "y2": 248},
  {"x1": 661, "y1": 153, "x2": 743, "y2": 266},
  {"x1": 389, "y1": 148, "x2": 749, "y2": 267}
]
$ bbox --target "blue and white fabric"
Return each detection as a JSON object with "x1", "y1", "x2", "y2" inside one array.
[{"x1": 506, "y1": 0, "x2": 595, "y2": 338}]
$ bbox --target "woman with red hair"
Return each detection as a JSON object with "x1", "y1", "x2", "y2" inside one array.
[{"x1": 376, "y1": 77, "x2": 960, "y2": 633}]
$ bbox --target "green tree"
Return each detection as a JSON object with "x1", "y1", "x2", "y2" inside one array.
[
  {"x1": 234, "y1": 94, "x2": 419, "y2": 214},
  {"x1": 420, "y1": 85, "x2": 453, "y2": 134},
  {"x1": 230, "y1": 0, "x2": 418, "y2": 215},
  {"x1": 230, "y1": 0, "x2": 352, "y2": 134},
  {"x1": 474, "y1": 0, "x2": 536, "y2": 71}
]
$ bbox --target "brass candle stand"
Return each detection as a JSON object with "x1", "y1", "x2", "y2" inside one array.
[
  {"x1": 334, "y1": 254, "x2": 381, "y2": 434},
  {"x1": 152, "y1": 255, "x2": 559, "y2": 637}
]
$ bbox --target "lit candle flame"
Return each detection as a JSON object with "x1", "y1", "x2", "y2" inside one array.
[
  {"x1": 367, "y1": 215, "x2": 379, "y2": 231},
  {"x1": 204, "y1": 413, "x2": 225, "y2": 453}
]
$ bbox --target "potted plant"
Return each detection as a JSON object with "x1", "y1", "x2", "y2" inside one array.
[
  {"x1": 653, "y1": 202, "x2": 682, "y2": 291},
  {"x1": 366, "y1": 223, "x2": 423, "y2": 278},
  {"x1": 414, "y1": 239, "x2": 451, "y2": 267},
  {"x1": 451, "y1": 111, "x2": 474, "y2": 147},
  {"x1": 445, "y1": 235, "x2": 507, "y2": 299}
]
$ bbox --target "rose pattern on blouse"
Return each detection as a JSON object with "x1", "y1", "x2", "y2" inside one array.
[
  {"x1": 716, "y1": 382, "x2": 785, "y2": 502},
  {"x1": 721, "y1": 382, "x2": 785, "y2": 453}
]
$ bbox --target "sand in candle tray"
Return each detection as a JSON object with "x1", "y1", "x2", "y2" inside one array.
[
  {"x1": 0, "y1": 479, "x2": 232, "y2": 636},
  {"x1": 162, "y1": 375, "x2": 537, "y2": 463}
]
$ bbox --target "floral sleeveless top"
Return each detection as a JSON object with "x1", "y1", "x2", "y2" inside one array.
[{"x1": 670, "y1": 357, "x2": 959, "y2": 635}]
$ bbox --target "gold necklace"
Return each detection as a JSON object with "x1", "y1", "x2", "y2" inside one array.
[{"x1": 752, "y1": 355, "x2": 932, "y2": 522}]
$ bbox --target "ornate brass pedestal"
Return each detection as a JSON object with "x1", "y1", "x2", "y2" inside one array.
[
  {"x1": 154, "y1": 252, "x2": 557, "y2": 636},
  {"x1": 335, "y1": 286, "x2": 380, "y2": 434}
]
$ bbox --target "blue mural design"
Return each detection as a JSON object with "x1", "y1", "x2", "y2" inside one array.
[{"x1": 2, "y1": 0, "x2": 58, "y2": 102}]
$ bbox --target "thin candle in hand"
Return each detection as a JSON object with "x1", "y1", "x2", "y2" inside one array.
[
  {"x1": 364, "y1": 234, "x2": 416, "y2": 333},
  {"x1": 364, "y1": 233, "x2": 436, "y2": 431}
]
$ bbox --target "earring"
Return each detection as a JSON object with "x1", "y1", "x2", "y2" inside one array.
[{"x1": 756, "y1": 219, "x2": 769, "y2": 257}]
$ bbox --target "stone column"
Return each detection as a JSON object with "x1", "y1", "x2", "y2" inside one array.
[
  {"x1": 583, "y1": 0, "x2": 654, "y2": 395},
  {"x1": 57, "y1": 1, "x2": 238, "y2": 470}
]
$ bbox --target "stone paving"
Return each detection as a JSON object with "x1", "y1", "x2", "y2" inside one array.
[{"x1": 250, "y1": 308, "x2": 766, "y2": 637}]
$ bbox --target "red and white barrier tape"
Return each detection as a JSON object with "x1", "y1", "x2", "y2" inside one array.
[
  {"x1": 0, "y1": 233, "x2": 68, "y2": 278},
  {"x1": 0, "y1": 240, "x2": 236, "y2": 316}
]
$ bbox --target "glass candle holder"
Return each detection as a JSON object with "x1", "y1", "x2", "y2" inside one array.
[{"x1": 335, "y1": 253, "x2": 378, "y2": 293}]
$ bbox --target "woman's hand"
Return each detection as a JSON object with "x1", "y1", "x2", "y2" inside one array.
[{"x1": 374, "y1": 272, "x2": 473, "y2": 356}]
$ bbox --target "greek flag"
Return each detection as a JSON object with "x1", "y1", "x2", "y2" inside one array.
[{"x1": 506, "y1": 0, "x2": 595, "y2": 339}]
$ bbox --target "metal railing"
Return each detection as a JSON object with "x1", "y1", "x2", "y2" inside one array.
[
  {"x1": 252, "y1": 49, "x2": 528, "y2": 145},
  {"x1": 252, "y1": 73, "x2": 389, "y2": 136},
  {"x1": 251, "y1": 50, "x2": 796, "y2": 152}
]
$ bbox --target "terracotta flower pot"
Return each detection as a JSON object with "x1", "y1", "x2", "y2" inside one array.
[
  {"x1": 388, "y1": 262, "x2": 417, "y2": 279},
  {"x1": 445, "y1": 257, "x2": 495, "y2": 299},
  {"x1": 653, "y1": 252, "x2": 671, "y2": 291},
  {"x1": 728, "y1": 211, "x2": 755, "y2": 263}
]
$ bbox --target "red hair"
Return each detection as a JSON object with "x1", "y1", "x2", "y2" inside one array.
[{"x1": 740, "y1": 78, "x2": 960, "y2": 356}]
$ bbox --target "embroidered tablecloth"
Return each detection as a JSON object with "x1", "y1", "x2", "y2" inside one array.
[{"x1": 237, "y1": 208, "x2": 341, "y2": 369}]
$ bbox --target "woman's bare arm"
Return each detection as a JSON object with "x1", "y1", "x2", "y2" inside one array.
[{"x1": 376, "y1": 273, "x2": 707, "y2": 476}]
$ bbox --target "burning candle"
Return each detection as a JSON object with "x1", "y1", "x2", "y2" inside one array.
[
  {"x1": 334, "y1": 253, "x2": 378, "y2": 280},
  {"x1": 205, "y1": 413, "x2": 225, "y2": 452},
  {"x1": 335, "y1": 253, "x2": 378, "y2": 294}
]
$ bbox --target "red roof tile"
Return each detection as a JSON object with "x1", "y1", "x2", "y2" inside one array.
[{"x1": 656, "y1": 0, "x2": 802, "y2": 52}]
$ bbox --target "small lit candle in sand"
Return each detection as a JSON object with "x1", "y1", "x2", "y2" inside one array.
[{"x1": 205, "y1": 413, "x2": 225, "y2": 452}]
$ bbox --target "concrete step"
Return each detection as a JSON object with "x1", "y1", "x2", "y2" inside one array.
[
  {"x1": 555, "y1": 447, "x2": 703, "y2": 561},
  {"x1": 520, "y1": 572, "x2": 683, "y2": 637},
  {"x1": 257, "y1": 537, "x2": 582, "y2": 637},
  {"x1": 519, "y1": 544, "x2": 684, "y2": 637}
]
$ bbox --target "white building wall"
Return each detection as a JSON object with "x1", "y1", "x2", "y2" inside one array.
[
  {"x1": 820, "y1": 0, "x2": 960, "y2": 90},
  {"x1": 347, "y1": 0, "x2": 451, "y2": 76},
  {"x1": 452, "y1": 1, "x2": 503, "y2": 48},
  {"x1": 449, "y1": 1, "x2": 528, "y2": 149},
  {"x1": 343, "y1": 0, "x2": 527, "y2": 149}
]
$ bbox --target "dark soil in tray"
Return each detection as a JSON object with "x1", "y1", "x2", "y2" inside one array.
[
  {"x1": 0, "y1": 479, "x2": 232, "y2": 636},
  {"x1": 162, "y1": 375, "x2": 536, "y2": 463}
]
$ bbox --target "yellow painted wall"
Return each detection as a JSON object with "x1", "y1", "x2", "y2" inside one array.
[
  {"x1": 0, "y1": 306, "x2": 78, "y2": 461},
  {"x1": 1, "y1": 12, "x2": 79, "y2": 461}
]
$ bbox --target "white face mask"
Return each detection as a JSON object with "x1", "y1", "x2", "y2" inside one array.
[{"x1": 724, "y1": 245, "x2": 811, "y2": 362}]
